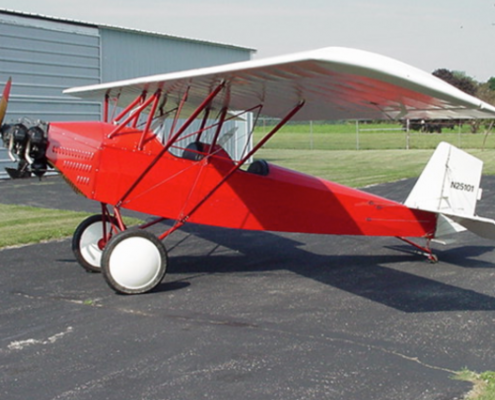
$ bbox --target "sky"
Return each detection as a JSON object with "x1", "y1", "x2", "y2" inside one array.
[{"x1": 1, "y1": 0, "x2": 494, "y2": 81}]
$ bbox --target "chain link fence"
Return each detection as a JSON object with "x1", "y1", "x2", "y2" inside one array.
[{"x1": 255, "y1": 119, "x2": 495, "y2": 151}]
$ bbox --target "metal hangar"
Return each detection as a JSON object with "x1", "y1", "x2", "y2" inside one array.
[{"x1": 0, "y1": 9, "x2": 254, "y2": 122}]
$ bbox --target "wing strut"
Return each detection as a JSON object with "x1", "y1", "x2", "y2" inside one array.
[
  {"x1": 138, "y1": 90, "x2": 163, "y2": 150},
  {"x1": 197, "y1": 107, "x2": 211, "y2": 142},
  {"x1": 115, "y1": 81, "x2": 226, "y2": 208},
  {"x1": 209, "y1": 107, "x2": 228, "y2": 154},
  {"x1": 157, "y1": 100, "x2": 306, "y2": 240},
  {"x1": 169, "y1": 87, "x2": 190, "y2": 140},
  {"x1": 108, "y1": 90, "x2": 161, "y2": 139}
]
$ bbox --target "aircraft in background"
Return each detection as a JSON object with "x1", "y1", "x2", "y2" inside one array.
[{"x1": 2, "y1": 47, "x2": 495, "y2": 294}]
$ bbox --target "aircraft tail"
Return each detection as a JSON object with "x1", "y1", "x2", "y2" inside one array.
[{"x1": 404, "y1": 142, "x2": 495, "y2": 241}]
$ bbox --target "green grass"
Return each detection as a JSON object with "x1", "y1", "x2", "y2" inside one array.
[
  {"x1": 254, "y1": 122, "x2": 495, "y2": 150},
  {"x1": 256, "y1": 148, "x2": 495, "y2": 187},
  {"x1": 256, "y1": 121, "x2": 481, "y2": 136},
  {"x1": 0, "y1": 204, "x2": 92, "y2": 248},
  {"x1": 251, "y1": 122, "x2": 495, "y2": 187},
  {"x1": 0, "y1": 204, "x2": 141, "y2": 249},
  {"x1": 455, "y1": 370, "x2": 495, "y2": 400}
]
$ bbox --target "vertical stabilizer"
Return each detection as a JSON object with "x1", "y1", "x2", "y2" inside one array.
[
  {"x1": 405, "y1": 142, "x2": 482, "y2": 217},
  {"x1": 405, "y1": 142, "x2": 495, "y2": 241}
]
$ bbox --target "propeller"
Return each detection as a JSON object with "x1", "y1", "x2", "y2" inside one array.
[{"x1": 0, "y1": 77, "x2": 12, "y2": 127}]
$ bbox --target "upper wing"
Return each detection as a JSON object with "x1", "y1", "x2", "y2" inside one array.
[{"x1": 64, "y1": 47, "x2": 495, "y2": 121}]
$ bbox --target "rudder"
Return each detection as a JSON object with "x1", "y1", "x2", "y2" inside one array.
[
  {"x1": 405, "y1": 142, "x2": 495, "y2": 241},
  {"x1": 405, "y1": 141, "x2": 483, "y2": 217}
]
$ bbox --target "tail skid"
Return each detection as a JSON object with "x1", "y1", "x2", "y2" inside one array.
[{"x1": 405, "y1": 142, "x2": 495, "y2": 242}]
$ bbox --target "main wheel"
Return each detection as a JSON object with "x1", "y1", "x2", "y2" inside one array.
[
  {"x1": 101, "y1": 230, "x2": 168, "y2": 295},
  {"x1": 72, "y1": 214, "x2": 118, "y2": 273}
]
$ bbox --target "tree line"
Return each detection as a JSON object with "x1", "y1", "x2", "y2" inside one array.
[
  {"x1": 408, "y1": 69, "x2": 495, "y2": 133},
  {"x1": 432, "y1": 69, "x2": 495, "y2": 105}
]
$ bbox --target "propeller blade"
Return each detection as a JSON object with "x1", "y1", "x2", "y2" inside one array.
[{"x1": 0, "y1": 77, "x2": 12, "y2": 126}]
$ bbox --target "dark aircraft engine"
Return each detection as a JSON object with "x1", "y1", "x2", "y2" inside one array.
[
  {"x1": 12, "y1": 123, "x2": 28, "y2": 145},
  {"x1": 1, "y1": 119, "x2": 48, "y2": 179},
  {"x1": 26, "y1": 125, "x2": 48, "y2": 178}
]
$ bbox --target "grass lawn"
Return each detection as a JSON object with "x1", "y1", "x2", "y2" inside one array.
[
  {"x1": 0, "y1": 205, "x2": 92, "y2": 248},
  {"x1": 256, "y1": 148, "x2": 495, "y2": 187},
  {"x1": 254, "y1": 122, "x2": 495, "y2": 150},
  {"x1": 455, "y1": 370, "x2": 495, "y2": 400},
  {"x1": 0, "y1": 204, "x2": 141, "y2": 249},
  {"x1": 251, "y1": 122, "x2": 495, "y2": 187}
]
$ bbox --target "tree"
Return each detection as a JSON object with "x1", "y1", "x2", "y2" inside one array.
[
  {"x1": 432, "y1": 68, "x2": 477, "y2": 96},
  {"x1": 476, "y1": 82, "x2": 495, "y2": 106},
  {"x1": 407, "y1": 69, "x2": 494, "y2": 134},
  {"x1": 488, "y1": 77, "x2": 495, "y2": 91}
]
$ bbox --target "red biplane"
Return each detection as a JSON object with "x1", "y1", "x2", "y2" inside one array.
[{"x1": 2, "y1": 47, "x2": 495, "y2": 294}]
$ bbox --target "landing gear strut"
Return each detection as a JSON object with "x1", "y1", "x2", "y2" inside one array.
[{"x1": 397, "y1": 236, "x2": 438, "y2": 263}]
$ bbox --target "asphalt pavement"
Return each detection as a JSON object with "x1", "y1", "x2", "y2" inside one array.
[{"x1": 1, "y1": 175, "x2": 495, "y2": 400}]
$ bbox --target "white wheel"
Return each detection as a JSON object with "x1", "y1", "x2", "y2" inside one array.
[
  {"x1": 72, "y1": 214, "x2": 118, "y2": 272},
  {"x1": 101, "y1": 230, "x2": 167, "y2": 295}
]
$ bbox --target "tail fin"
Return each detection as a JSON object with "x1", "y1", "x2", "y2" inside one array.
[{"x1": 405, "y1": 142, "x2": 495, "y2": 240}]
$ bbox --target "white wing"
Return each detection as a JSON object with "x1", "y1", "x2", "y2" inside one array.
[{"x1": 64, "y1": 47, "x2": 495, "y2": 121}]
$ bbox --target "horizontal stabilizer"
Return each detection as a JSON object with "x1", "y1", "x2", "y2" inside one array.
[
  {"x1": 446, "y1": 214, "x2": 495, "y2": 241},
  {"x1": 434, "y1": 214, "x2": 466, "y2": 240}
]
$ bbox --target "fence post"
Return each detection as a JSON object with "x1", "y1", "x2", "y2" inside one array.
[
  {"x1": 355, "y1": 120, "x2": 360, "y2": 150},
  {"x1": 458, "y1": 122, "x2": 461, "y2": 148},
  {"x1": 482, "y1": 120, "x2": 494, "y2": 151},
  {"x1": 309, "y1": 120, "x2": 313, "y2": 150},
  {"x1": 406, "y1": 119, "x2": 410, "y2": 150}
]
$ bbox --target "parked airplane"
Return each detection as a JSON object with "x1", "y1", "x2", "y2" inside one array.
[{"x1": 2, "y1": 47, "x2": 495, "y2": 294}]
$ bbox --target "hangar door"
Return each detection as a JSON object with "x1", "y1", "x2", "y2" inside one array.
[{"x1": 0, "y1": 12, "x2": 101, "y2": 122}]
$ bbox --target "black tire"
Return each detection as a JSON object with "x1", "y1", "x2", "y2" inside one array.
[
  {"x1": 101, "y1": 230, "x2": 167, "y2": 295},
  {"x1": 72, "y1": 214, "x2": 118, "y2": 273}
]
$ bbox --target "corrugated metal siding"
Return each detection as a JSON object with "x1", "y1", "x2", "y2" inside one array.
[
  {"x1": 0, "y1": 149, "x2": 13, "y2": 179},
  {"x1": 100, "y1": 28, "x2": 251, "y2": 81},
  {"x1": 0, "y1": 13, "x2": 102, "y2": 122}
]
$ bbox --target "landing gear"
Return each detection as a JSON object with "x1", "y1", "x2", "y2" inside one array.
[
  {"x1": 397, "y1": 236, "x2": 438, "y2": 263},
  {"x1": 101, "y1": 230, "x2": 168, "y2": 295},
  {"x1": 427, "y1": 253, "x2": 439, "y2": 263},
  {"x1": 72, "y1": 214, "x2": 119, "y2": 273},
  {"x1": 72, "y1": 209, "x2": 169, "y2": 294}
]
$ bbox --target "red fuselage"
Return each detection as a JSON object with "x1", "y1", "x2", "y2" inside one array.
[{"x1": 46, "y1": 121, "x2": 437, "y2": 238}]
